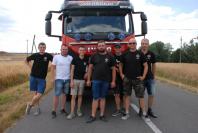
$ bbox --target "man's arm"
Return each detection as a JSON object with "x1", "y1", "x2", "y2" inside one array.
[
  {"x1": 86, "y1": 64, "x2": 93, "y2": 86},
  {"x1": 70, "y1": 65, "x2": 75, "y2": 88},
  {"x1": 119, "y1": 63, "x2": 124, "y2": 80},
  {"x1": 152, "y1": 63, "x2": 156, "y2": 79},
  {"x1": 25, "y1": 54, "x2": 34, "y2": 69},
  {"x1": 111, "y1": 66, "x2": 116, "y2": 88},
  {"x1": 47, "y1": 54, "x2": 54, "y2": 72},
  {"x1": 84, "y1": 65, "x2": 88, "y2": 80},
  {"x1": 137, "y1": 62, "x2": 148, "y2": 81},
  {"x1": 51, "y1": 64, "x2": 56, "y2": 83}
]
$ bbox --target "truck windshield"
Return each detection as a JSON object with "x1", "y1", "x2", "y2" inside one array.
[{"x1": 64, "y1": 10, "x2": 133, "y2": 34}]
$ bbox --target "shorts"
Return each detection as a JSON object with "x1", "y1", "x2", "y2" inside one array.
[
  {"x1": 29, "y1": 76, "x2": 46, "y2": 94},
  {"x1": 92, "y1": 80, "x2": 109, "y2": 100},
  {"x1": 54, "y1": 79, "x2": 70, "y2": 96},
  {"x1": 70, "y1": 79, "x2": 85, "y2": 96},
  {"x1": 144, "y1": 79, "x2": 156, "y2": 96},
  {"x1": 113, "y1": 81, "x2": 123, "y2": 95},
  {"x1": 123, "y1": 77, "x2": 145, "y2": 98}
]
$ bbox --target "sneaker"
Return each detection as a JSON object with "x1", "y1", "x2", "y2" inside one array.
[
  {"x1": 121, "y1": 113, "x2": 130, "y2": 120},
  {"x1": 67, "y1": 113, "x2": 75, "y2": 120},
  {"x1": 99, "y1": 115, "x2": 108, "y2": 122},
  {"x1": 147, "y1": 108, "x2": 158, "y2": 118},
  {"x1": 112, "y1": 110, "x2": 122, "y2": 117},
  {"x1": 86, "y1": 116, "x2": 96, "y2": 123},
  {"x1": 139, "y1": 108, "x2": 143, "y2": 117},
  {"x1": 60, "y1": 109, "x2": 67, "y2": 115},
  {"x1": 34, "y1": 108, "x2": 41, "y2": 116},
  {"x1": 51, "y1": 111, "x2": 57, "y2": 119},
  {"x1": 25, "y1": 103, "x2": 32, "y2": 115},
  {"x1": 77, "y1": 110, "x2": 83, "y2": 117}
]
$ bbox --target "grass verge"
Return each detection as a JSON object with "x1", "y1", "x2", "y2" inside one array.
[
  {"x1": 156, "y1": 63, "x2": 198, "y2": 94},
  {"x1": 0, "y1": 73, "x2": 53, "y2": 133}
]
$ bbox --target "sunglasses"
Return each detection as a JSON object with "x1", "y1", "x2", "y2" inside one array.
[{"x1": 128, "y1": 42, "x2": 137, "y2": 45}]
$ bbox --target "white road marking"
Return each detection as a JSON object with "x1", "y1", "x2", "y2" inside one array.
[{"x1": 130, "y1": 103, "x2": 162, "y2": 133}]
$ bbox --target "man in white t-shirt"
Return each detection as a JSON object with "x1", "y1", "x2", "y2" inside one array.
[{"x1": 51, "y1": 45, "x2": 73, "y2": 118}]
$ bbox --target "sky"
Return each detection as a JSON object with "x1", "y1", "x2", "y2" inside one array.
[{"x1": 0, "y1": 0, "x2": 198, "y2": 53}]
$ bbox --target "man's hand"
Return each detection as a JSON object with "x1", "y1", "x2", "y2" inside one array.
[
  {"x1": 70, "y1": 80, "x2": 74, "y2": 88},
  {"x1": 120, "y1": 74, "x2": 125, "y2": 80},
  {"x1": 115, "y1": 68, "x2": 119, "y2": 73},
  {"x1": 86, "y1": 80, "x2": 91, "y2": 87},
  {"x1": 137, "y1": 76, "x2": 145, "y2": 81},
  {"x1": 111, "y1": 81, "x2": 116, "y2": 88}
]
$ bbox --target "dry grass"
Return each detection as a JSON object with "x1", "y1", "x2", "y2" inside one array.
[
  {"x1": 156, "y1": 63, "x2": 198, "y2": 91},
  {"x1": 0, "y1": 61, "x2": 30, "y2": 90},
  {"x1": 0, "y1": 73, "x2": 53, "y2": 133},
  {"x1": 0, "y1": 53, "x2": 27, "y2": 61},
  {"x1": 0, "y1": 53, "x2": 53, "y2": 133}
]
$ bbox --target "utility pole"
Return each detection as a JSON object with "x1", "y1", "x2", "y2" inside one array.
[
  {"x1": 26, "y1": 40, "x2": 29, "y2": 57},
  {"x1": 31, "y1": 35, "x2": 37, "y2": 54},
  {"x1": 179, "y1": 36, "x2": 182, "y2": 63}
]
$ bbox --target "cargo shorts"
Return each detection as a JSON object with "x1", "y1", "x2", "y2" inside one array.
[{"x1": 123, "y1": 77, "x2": 145, "y2": 98}]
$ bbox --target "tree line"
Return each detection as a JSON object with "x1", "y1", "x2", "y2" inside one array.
[{"x1": 148, "y1": 40, "x2": 198, "y2": 63}]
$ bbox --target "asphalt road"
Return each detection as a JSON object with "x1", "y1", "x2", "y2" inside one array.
[{"x1": 5, "y1": 81, "x2": 198, "y2": 133}]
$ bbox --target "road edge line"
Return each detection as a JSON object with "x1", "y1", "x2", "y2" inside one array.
[{"x1": 130, "y1": 103, "x2": 162, "y2": 133}]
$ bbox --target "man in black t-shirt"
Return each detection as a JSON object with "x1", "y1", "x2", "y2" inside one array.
[
  {"x1": 119, "y1": 38, "x2": 148, "y2": 120},
  {"x1": 86, "y1": 41, "x2": 116, "y2": 123},
  {"x1": 141, "y1": 38, "x2": 157, "y2": 118},
  {"x1": 25, "y1": 42, "x2": 53, "y2": 116},
  {"x1": 67, "y1": 46, "x2": 88, "y2": 119},
  {"x1": 112, "y1": 44, "x2": 125, "y2": 117}
]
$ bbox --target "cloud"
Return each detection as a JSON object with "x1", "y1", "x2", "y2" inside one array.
[
  {"x1": 0, "y1": 7, "x2": 15, "y2": 32},
  {"x1": 130, "y1": 0, "x2": 198, "y2": 49}
]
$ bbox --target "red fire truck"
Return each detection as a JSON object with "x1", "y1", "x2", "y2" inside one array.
[{"x1": 45, "y1": 0, "x2": 147, "y2": 56}]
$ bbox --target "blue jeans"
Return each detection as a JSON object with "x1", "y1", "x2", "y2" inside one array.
[
  {"x1": 144, "y1": 79, "x2": 156, "y2": 96},
  {"x1": 54, "y1": 79, "x2": 70, "y2": 96},
  {"x1": 92, "y1": 80, "x2": 109, "y2": 100},
  {"x1": 29, "y1": 76, "x2": 46, "y2": 94}
]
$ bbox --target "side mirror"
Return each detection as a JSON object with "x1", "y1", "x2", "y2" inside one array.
[
  {"x1": 45, "y1": 10, "x2": 62, "y2": 40},
  {"x1": 140, "y1": 12, "x2": 147, "y2": 21},
  {"x1": 45, "y1": 21, "x2": 51, "y2": 36},
  {"x1": 45, "y1": 12, "x2": 52, "y2": 21},
  {"x1": 141, "y1": 21, "x2": 147, "y2": 35}
]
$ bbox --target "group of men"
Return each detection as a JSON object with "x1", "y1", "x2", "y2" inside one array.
[{"x1": 25, "y1": 38, "x2": 157, "y2": 123}]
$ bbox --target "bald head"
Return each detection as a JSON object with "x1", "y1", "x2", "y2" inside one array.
[
  {"x1": 128, "y1": 38, "x2": 137, "y2": 51},
  {"x1": 129, "y1": 38, "x2": 137, "y2": 43}
]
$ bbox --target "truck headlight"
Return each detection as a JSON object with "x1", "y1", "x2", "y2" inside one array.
[
  {"x1": 84, "y1": 33, "x2": 92, "y2": 41},
  {"x1": 118, "y1": 33, "x2": 125, "y2": 40},
  {"x1": 108, "y1": 32, "x2": 115, "y2": 41}
]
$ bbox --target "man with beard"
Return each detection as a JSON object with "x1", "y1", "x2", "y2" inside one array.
[
  {"x1": 141, "y1": 38, "x2": 157, "y2": 118},
  {"x1": 86, "y1": 41, "x2": 116, "y2": 123}
]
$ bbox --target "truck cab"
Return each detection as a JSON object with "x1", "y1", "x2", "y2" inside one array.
[{"x1": 45, "y1": 0, "x2": 147, "y2": 56}]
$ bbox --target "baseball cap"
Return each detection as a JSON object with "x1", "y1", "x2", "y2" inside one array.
[{"x1": 114, "y1": 43, "x2": 121, "y2": 48}]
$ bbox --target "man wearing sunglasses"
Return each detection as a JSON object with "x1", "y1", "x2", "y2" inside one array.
[{"x1": 119, "y1": 38, "x2": 148, "y2": 120}]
